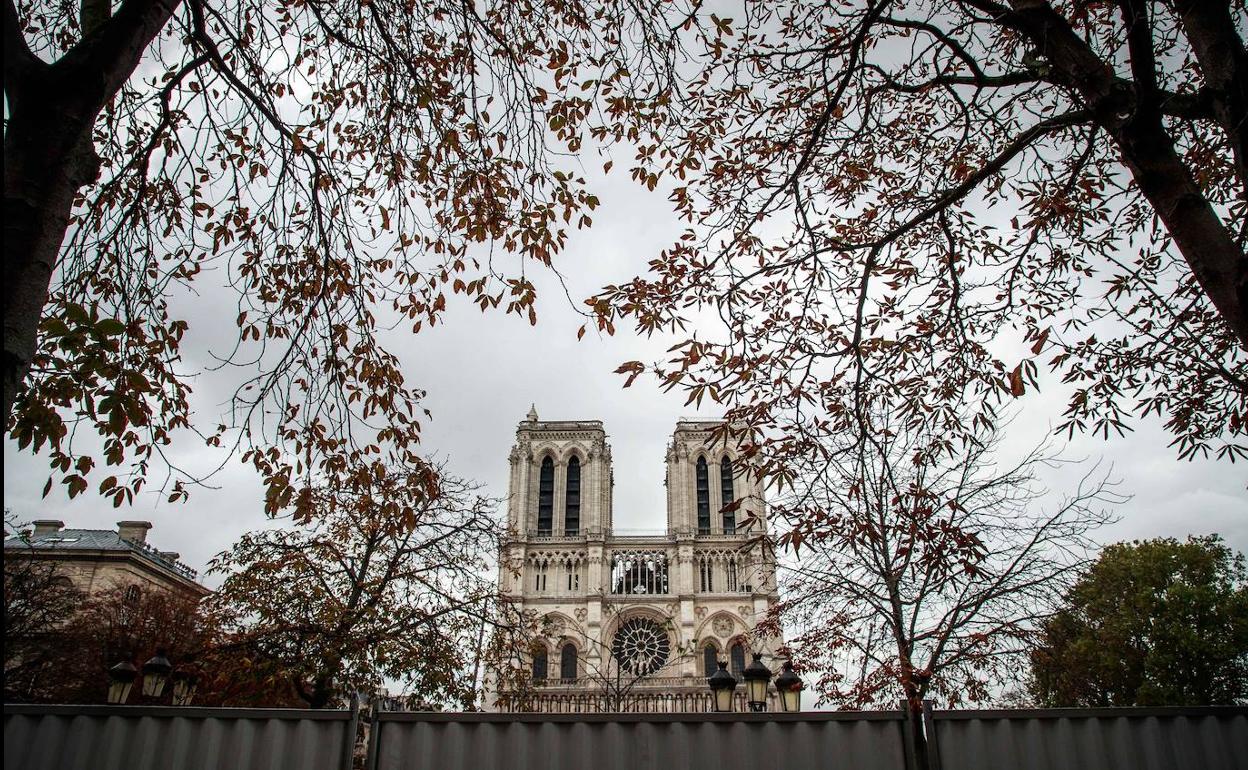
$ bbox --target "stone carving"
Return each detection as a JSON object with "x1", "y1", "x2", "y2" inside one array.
[
  {"x1": 694, "y1": 606, "x2": 708, "y2": 620},
  {"x1": 712, "y1": 616, "x2": 734, "y2": 637},
  {"x1": 664, "y1": 601, "x2": 679, "y2": 618},
  {"x1": 544, "y1": 614, "x2": 566, "y2": 636},
  {"x1": 575, "y1": 608, "x2": 588, "y2": 622},
  {"x1": 738, "y1": 606, "x2": 752, "y2": 619}
]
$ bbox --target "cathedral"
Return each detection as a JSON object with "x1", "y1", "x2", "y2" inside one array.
[{"x1": 488, "y1": 407, "x2": 782, "y2": 712}]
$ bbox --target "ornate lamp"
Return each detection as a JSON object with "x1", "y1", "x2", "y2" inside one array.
[
  {"x1": 141, "y1": 649, "x2": 173, "y2": 698},
  {"x1": 774, "y1": 661, "x2": 804, "y2": 713},
  {"x1": 742, "y1": 653, "x2": 773, "y2": 712},
  {"x1": 107, "y1": 660, "x2": 138, "y2": 704},
  {"x1": 171, "y1": 669, "x2": 198, "y2": 706},
  {"x1": 707, "y1": 659, "x2": 738, "y2": 712}
]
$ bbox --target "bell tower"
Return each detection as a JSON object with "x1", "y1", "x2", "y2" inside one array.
[
  {"x1": 506, "y1": 406, "x2": 613, "y2": 536},
  {"x1": 665, "y1": 420, "x2": 766, "y2": 535}
]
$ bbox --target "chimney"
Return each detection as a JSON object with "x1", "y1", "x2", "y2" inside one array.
[
  {"x1": 31, "y1": 520, "x2": 64, "y2": 538},
  {"x1": 117, "y1": 521, "x2": 152, "y2": 544}
]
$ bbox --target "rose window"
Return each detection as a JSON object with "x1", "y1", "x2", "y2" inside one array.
[{"x1": 612, "y1": 617, "x2": 670, "y2": 676}]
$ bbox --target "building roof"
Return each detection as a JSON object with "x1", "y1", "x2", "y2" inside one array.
[{"x1": 3, "y1": 527, "x2": 201, "y2": 583}]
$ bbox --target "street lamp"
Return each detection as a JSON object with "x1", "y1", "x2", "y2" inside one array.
[
  {"x1": 707, "y1": 659, "x2": 738, "y2": 712},
  {"x1": 742, "y1": 653, "x2": 773, "y2": 712},
  {"x1": 774, "y1": 661, "x2": 804, "y2": 713},
  {"x1": 107, "y1": 660, "x2": 138, "y2": 704},
  {"x1": 141, "y1": 649, "x2": 173, "y2": 698},
  {"x1": 171, "y1": 670, "x2": 198, "y2": 706}
]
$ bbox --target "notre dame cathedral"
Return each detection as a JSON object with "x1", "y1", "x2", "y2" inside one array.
[{"x1": 487, "y1": 407, "x2": 782, "y2": 712}]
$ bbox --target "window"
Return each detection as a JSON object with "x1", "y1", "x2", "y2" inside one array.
[
  {"x1": 703, "y1": 644, "x2": 719, "y2": 676},
  {"x1": 566, "y1": 559, "x2": 580, "y2": 592},
  {"x1": 537, "y1": 457, "x2": 554, "y2": 535},
  {"x1": 565, "y1": 456, "x2": 581, "y2": 535},
  {"x1": 533, "y1": 560, "x2": 548, "y2": 592},
  {"x1": 696, "y1": 457, "x2": 710, "y2": 534},
  {"x1": 726, "y1": 557, "x2": 739, "y2": 592},
  {"x1": 730, "y1": 642, "x2": 746, "y2": 677},
  {"x1": 560, "y1": 643, "x2": 577, "y2": 681},
  {"x1": 125, "y1": 585, "x2": 141, "y2": 603},
  {"x1": 532, "y1": 647, "x2": 548, "y2": 682},
  {"x1": 699, "y1": 556, "x2": 714, "y2": 593},
  {"x1": 720, "y1": 456, "x2": 736, "y2": 534},
  {"x1": 610, "y1": 551, "x2": 670, "y2": 595}
]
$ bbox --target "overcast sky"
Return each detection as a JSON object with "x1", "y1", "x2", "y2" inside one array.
[{"x1": 4, "y1": 154, "x2": 1245, "y2": 589}]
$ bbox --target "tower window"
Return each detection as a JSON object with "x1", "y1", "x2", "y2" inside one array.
[
  {"x1": 537, "y1": 457, "x2": 554, "y2": 535},
  {"x1": 720, "y1": 456, "x2": 735, "y2": 534},
  {"x1": 560, "y1": 643, "x2": 577, "y2": 681},
  {"x1": 532, "y1": 647, "x2": 548, "y2": 682},
  {"x1": 730, "y1": 642, "x2": 747, "y2": 677},
  {"x1": 696, "y1": 457, "x2": 710, "y2": 534},
  {"x1": 703, "y1": 644, "x2": 718, "y2": 676},
  {"x1": 565, "y1": 456, "x2": 581, "y2": 535},
  {"x1": 699, "y1": 556, "x2": 714, "y2": 593}
]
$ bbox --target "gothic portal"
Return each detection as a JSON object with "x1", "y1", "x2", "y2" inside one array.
[{"x1": 488, "y1": 407, "x2": 782, "y2": 712}]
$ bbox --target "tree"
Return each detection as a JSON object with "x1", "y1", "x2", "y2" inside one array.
[
  {"x1": 1029, "y1": 535, "x2": 1248, "y2": 707},
  {"x1": 209, "y1": 469, "x2": 509, "y2": 708},
  {"x1": 7, "y1": 583, "x2": 264, "y2": 705},
  {"x1": 3, "y1": 0, "x2": 679, "y2": 516},
  {"x1": 2, "y1": 517, "x2": 84, "y2": 701},
  {"x1": 759, "y1": 410, "x2": 1118, "y2": 718},
  {"x1": 591, "y1": 0, "x2": 1247, "y2": 471}
]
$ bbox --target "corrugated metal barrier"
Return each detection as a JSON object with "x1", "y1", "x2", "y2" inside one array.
[
  {"x1": 365, "y1": 712, "x2": 912, "y2": 770},
  {"x1": 926, "y1": 706, "x2": 1248, "y2": 770},
  {"x1": 6, "y1": 702, "x2": 1246, "y2": 770},
  {"x1": 3, "y1": 704, "x2": 356, "y2": 770}
]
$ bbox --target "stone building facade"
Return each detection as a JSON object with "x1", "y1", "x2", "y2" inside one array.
[
  {"x1": 489, "y1": 408, "x2": 782, "y2": 712},
  {"x1": 3, "y1": 519, "x2": 209, "y2": 602}
]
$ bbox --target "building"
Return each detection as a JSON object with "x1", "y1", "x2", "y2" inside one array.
[
  {"x1": 488, "y1": 408, "x2": 782, "y2": 712},
  {"x1": 3, "y1": 519, "x2": 209, "y2": 601}
]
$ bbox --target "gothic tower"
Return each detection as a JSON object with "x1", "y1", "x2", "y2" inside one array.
[{"x1": 490, "y1": 409, "x2": 782, "y2": 712}]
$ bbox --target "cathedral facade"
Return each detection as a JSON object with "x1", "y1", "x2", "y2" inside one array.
[{"x1": 488, "y1": 408, "x2": 782, "y2": 712}]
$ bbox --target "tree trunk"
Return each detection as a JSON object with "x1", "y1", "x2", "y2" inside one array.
[
  {"x1": 2, "y1": 0, "x2": 181, "y2": 422},
  {"x1": 1007, "y1": 0, "x2": 1248, "y2": 350},
  {"x1": 3, "y1": 69, "x2": 101, "y2": 422}
]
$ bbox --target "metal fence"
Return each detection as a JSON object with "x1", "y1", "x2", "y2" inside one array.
[
  {"x1": 3, "y1": 704, "x2": 357, "y2": 770},
  {"x1": 924, "y1": 705, "x2": 1248, "y2": 770},
  {"x1": 366, "y1": 711, "x2": 910, "y2": 770},
  {"x1": 6, "y1": 702, "x2": 1246, "y2": 770}
]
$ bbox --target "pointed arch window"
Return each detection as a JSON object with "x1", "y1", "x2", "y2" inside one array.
[
  {"x1": 730, "y1": 642, "x2": 746, "y2": 677},
  {"x1": 565, "y1": 456, "x2": 581, "y2": 535},
  {"x1": 532, "y1": 646, "x2": 548, "y2": 682},
  {"x1": 696, "y1": 457, "x2": 710, "y2": 534},
  {"x1": 703, "y1": 643, "x2": 718, "y2": 676},
  {"x1": 560, "y1": 643, "x2": 577, "y2": 681},
  {"x1": 537, "y1": 457, "x2": 554, "y2": 535},
  {"x1": 720, "y1": 456, "x2": 736, "y2": 534}
]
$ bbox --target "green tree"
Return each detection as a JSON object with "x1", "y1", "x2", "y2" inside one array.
[{"x1": 1029, "y1": 535, "x2": 1248, "y2": 707}]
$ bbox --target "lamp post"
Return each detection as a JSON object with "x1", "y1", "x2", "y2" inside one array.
[
  {"x1": 141, "y1": 649, "x2": 173, "y2": 698},
  {"x1": 107, "y1": 660, "x2": 138, "y2": 704},
  {"x1": 171, "y1": 670, "x2": 199, "y2": 706},
  {"x1": 774, "y1": 661, "x2": 804, "y2": 713},
  {"x1": 742, "y1": 654, "x2": 773, "y2": 712},
  {"x1": 707, "y1": 659, "x2": 738, "y2": 712}
]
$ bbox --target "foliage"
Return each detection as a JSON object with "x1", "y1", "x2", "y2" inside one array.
[
  {"x1": 4, "y1": 0, "x2": 681, "y2": 516},
  {"x1": 2, "y1": 519, "x2": 84, "y2": 701},
  {"x1": 588, "y1": 0, "x2": 1247, "y2": 476},
  {"x1": 5, "y1": 584, "x2": 252, "y2": 705},
  {"x1": 209, "y1": 468, "x2": 508, "y2": 708},
  {"x1": 758, "y1": 411, "x2": 1119, "y2": 710},
  {"x1": 1029, "y1": 535, "x2": 1248, "y2": 707}
]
